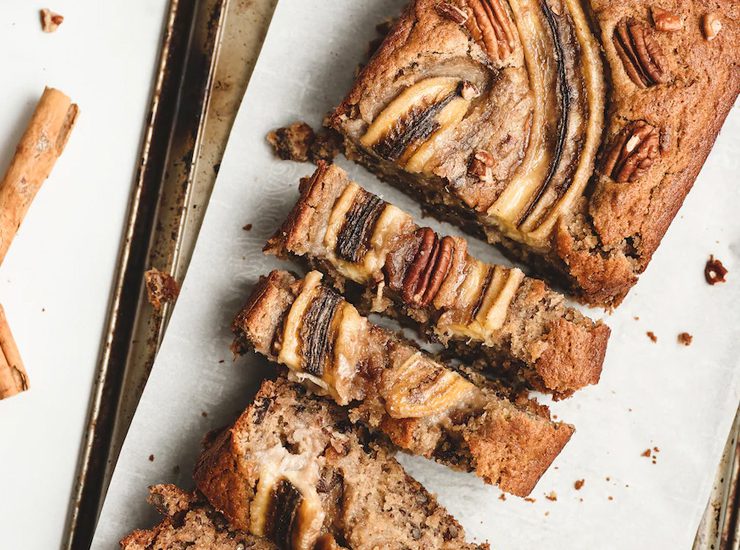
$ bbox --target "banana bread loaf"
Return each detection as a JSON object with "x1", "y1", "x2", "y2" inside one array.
[
  {"x1": 266, "y1": 162, "x2": 610, "y2": 398},
  {"x1": 328, "y1": 0, "x2": 739, "y2": 307},
  {"x1": 232, "y1": 270, "x2": 573, "y2": 496}
]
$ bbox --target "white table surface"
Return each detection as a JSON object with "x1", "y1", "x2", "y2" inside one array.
[{"x1": 0, "y1": 2, "x2": 167, "y2": 548}]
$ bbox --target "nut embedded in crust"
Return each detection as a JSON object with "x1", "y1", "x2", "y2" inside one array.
[
  {"x1": 464, "y1": 0, "x2": 516, "y2": 63},
  {"x1": 702, "y1": 13, "x2": 722, "y2": 41},
  {"x1": 651, "y1": 7, "x2": 682, "y2": 32},
  {"x1": 435, "y1": 2, "x2": 469, "y2": 24},
  {"x1": 613, "y1": 18, "x2": 668, "y2": 88},
  {"x1": 468, "y1": 149, "x2": 494, "y2": 182},
  {"x1": 601, "y1": 121, "x2": 660, "y2": 183}
]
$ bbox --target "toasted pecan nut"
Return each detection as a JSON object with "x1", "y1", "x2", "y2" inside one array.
[
  {"x1": 613, "y1": 18, "x2": 668, "y2": 88},
  {"x1": 435, "y1": 1, "x2": 469, "y2": 24},
  {"x1": 651, "y1": 7, "x2": 682, "y2": 32},
  {"x1": 421, "y1": 237, "x2": 455, "y2": 306},
  {"x1": 702, "y1": 13, "x2": 722, "y2": 41},
  {"x1": 465, "y1": 0, "x2": 516, "y2": 62},
  {"x1": 401, "y1": 228, "x2": 437, "y2": 304},
  {"x1": 602, "y1": 121, "x2": 660, "y2": 182},
  {"x1": 468, "y1": 149, "x2": 494, "y2": 182}
]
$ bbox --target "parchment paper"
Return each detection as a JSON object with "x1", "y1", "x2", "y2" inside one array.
[{"x1": 92, "y1": 1, "x2": 740, "y2": 548}]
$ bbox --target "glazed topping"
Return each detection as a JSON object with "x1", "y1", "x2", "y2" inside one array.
[
  {"x1": 361, "y1": 77, "x2": 472, "y2": 173},
  {"x1": 277, "y1": 272, "x2": 483, "y2": 422},
  {"x1": 336, "y1": 190, "x2": 386, "y2": 263},
  {"x1": 383, "y1": 352, "x2": 477, "y2": 418},
  {"x1": 486, "y1": 0, "x2": 604, "y2": 245},
  {"x1": 324, "y1": 184, "x2": 411, "y2": 284},
  {"x1": 300, "y1": 289, "x2": 342, "y2": 376}
]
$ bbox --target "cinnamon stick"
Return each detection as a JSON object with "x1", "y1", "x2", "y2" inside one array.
[
  {"x1": 0, "y1": 87, "x2": 78, "y2": 265},
  {"x1": 0, "y1": 305, "x2": 29, "y2": 400}
]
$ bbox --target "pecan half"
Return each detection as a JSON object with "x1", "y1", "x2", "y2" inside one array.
[
  {"x1": 613, "y1": 18, "x2": 668, "y2": 88},
  {"x1": 435, "y1": 2, "x2": 469, "y2": 24},
  {"x1": 465, "y1": 0, "x2": 516, "y2": 62},
  {"x1": 402, "y1": 228, "x2": 438, "y2": 304},
  {"x1": 421, "y1": 237, "x2": 455, "y2": 306},
  {"x1": 602, "y1": 121, "x2": 660, "y2": 183},
  {"x1": 651, "y1": 7, "x2": 682, "y2": 32}
]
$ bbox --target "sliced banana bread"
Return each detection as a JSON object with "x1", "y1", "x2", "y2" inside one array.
[
  {"x1": 194, "y1": 377, "x2": 488, "y2": 549},
  {"x1": 266, "y1": 162, "x2": 609, "y2": 398},
  {"x1": 232, "y1": 270, "x2": 573, "y2": 496}
]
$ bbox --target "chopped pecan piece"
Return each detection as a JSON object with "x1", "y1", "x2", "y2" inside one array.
[
  {"x1": 613, "y1": 18, "x2": 668, "y2": 88},
  {"x1": 601, "y1": 121, "x2": 660, "y2": 183},
  {"x1": 677, "y1": 332, "x2": 693, "y2": 346},
  {"x1": 468, "y1": 149, "x2": 494, "y2": 182},
  {"x1": 465, "y1": 0, "x2": 516, "y2": 62},
  {"x1": 702, "y1": 13, "x2": 722, "y2": 41},
  {"x1": 435, "y1": 2, "x2": 469, "y2": 24},
  {"x1": 40, "y1": 9, "x2": 64, "y2": 33},
  {"x1": 704, "y1": 255, "x2": 727, "y2": 285},
  {"x1": 651, "y1": 7, "x2": 682, "y2": 32}
]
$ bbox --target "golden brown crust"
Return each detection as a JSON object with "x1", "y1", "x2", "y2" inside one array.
[{"x1": 329, "y1": 0, "x2": 740, "y2": 307}]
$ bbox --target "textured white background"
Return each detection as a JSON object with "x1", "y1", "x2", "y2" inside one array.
[
  {"x1": 94, "y1": 1, "x2": 740, "y2": 548},
  {"x1": 0, "y1": 2, "x2": 167, "y2": 548}
]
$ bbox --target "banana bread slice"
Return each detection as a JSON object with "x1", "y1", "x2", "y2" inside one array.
[
  {"x1": 194, "y1": 377, "x2": 488, "y2": 550},
  {"x1": 120, "y1": 484, "x2": 277, "y2": 550},
  {"x1": 327, "y1": 0, "x2": 739, "y2": 307},
  {"x1": 232, "y1": 270, "x2": 573, "y2": 496},
  {"x1": 266, "y1": 162, "x2": 609, "y2": 398}
]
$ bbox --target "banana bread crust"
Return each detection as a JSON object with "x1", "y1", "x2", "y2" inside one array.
[{"x1": 329, "y1": 0, "x2": 740, "y2": 307}]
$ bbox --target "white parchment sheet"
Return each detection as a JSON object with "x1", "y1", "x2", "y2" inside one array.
[{"x1": 93, "y1": 1, "x2": 740, "y2": 548}]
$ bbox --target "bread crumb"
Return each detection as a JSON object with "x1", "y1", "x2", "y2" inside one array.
[
  {"x1": 705, "y1": 255, "x2": 728, "y2": 285},
  {"x1": 498, "y1": 493, "x2": 506, "y2": 501},
  {"x1": 544, "y1": 511, "x2": 550, "y2": 516},
  {"x1": 646, "y1": 331, "x2": 657, "y2": 343},
  {"x1": 524, "y1": 497, "x2": 536, "y2": 503},
  {"x1": 574, "y1": 479, "x2": 585, "y2": 490},
  {"x1": 641, "y1": 448, "x2": 652, "y2": 457},
  {"x1": 608, "y1": 496, "x2": 614, "y2": 501},
  {"x1": 266, "y1": 122, "x2": 341, "y2": 163},
  {"x1": 201, "y1": 411, "x2": 208, "y2": 418},
  {"x1": 545, "y1": 491, "x2": 557, "y2": 501},
  {"x1": 148, "y1": 454, "x2": 155, "y2": 462},
  {"x1": 40, "y1": 9, "x2": 64, "y2": 32},
  {"x1": 677, "y1": 332, "x2": 693, "y2": 346},
  {"x1": 242, "y1": 223, "x2": 253, "y2": 231},
  {"x1": 144, "y1": 268, "x2": 180, "y2": 310}
]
